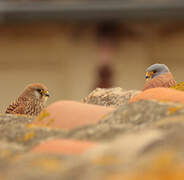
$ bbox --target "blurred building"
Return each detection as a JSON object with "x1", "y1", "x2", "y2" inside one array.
[{"x1": 0, "y1": 1, "x2": 184, "y2": 111}]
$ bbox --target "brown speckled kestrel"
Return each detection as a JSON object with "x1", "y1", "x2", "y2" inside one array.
[
  {"x1": 143, "y1": 64, "x2": 176, "y2": 91},
  {"x1": 6, "y1": 83, "x2": 50, "y2": 116}
]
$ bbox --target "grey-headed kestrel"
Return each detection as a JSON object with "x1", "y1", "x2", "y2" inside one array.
[
  {"x1": 6, "y1": 83, "x2": 50, "y2": 116},
  {"x1": 143, "y1": 64, "x2": 176, "y2": 91}
]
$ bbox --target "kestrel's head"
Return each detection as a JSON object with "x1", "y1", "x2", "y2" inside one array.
[
  {"x1": 22, "y1": 83, "x2": 50, "y2": 103},
  {"x1": 145, "y1": 64, "x2": 169, "y2": 80}
]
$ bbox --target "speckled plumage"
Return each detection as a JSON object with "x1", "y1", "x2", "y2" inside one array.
[{"x1": 6, "y1": 83, "x2": 49, "y2": 116}]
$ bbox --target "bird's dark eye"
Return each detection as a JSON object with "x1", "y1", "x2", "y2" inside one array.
[
  {"x1": 153, "y1": 70, "x2": 156, "y2": 73},
  {"x1": 36, "y1": 89, "x2": 42, "y2": 94}
]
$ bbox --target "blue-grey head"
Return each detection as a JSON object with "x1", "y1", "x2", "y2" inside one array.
[{"x1": 145, "y1": 64, "x2": 170, "y2": 80}]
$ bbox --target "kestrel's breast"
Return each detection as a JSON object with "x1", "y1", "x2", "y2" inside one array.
[
  {"x1": 142, "y1": 72, "x2": 176, "y2": 91},
  {"x1": 24, "y1": 101, "x2": 45, "y2": 116}
]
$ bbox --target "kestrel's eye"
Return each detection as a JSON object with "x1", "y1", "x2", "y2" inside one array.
[
  {"x1": 153, "y1": 70, "x2": 156, "y2": 73},
  {"x1": 36, "y1": 88, "x2": 42, "y2": 94}
]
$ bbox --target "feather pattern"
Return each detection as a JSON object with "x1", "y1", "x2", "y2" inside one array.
[
  {"x1": 143, "y1": 72, "x2": 176, "y2": 91},
  {"x1": 5, "y1": 83, "x2": 49, "y2": 116}
]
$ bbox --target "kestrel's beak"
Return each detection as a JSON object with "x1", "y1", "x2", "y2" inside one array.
[
  {"x1": 44, "y1": 90, "x2": 50, "y2": 97},
  {"x1": 145, "y1": 71, "x2": 154, "y2": 80}
]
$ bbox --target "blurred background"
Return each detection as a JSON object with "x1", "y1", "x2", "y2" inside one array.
[{"x1": 0, "y1": 0, "x2": 184, "y2": 111}]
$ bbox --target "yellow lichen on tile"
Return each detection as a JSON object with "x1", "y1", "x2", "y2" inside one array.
[
  {"x1": 26, "y1": 123, "x2": 52, "y2": 129},
  {"x1": 16, "y1": 114, "x2": 31, "y2": 118},
  {"x1": 171, "y1": 82, "x2": 184, "y2": 91},
  {"x1": 131, "y1": 152, "x2": 184, "y2": 180},
  {"x1": 45, "y1": 118, "x2": 55, "y2": 126},
  {"x1": 26, "y1": 123, "x2": 38, "y2": 129},
  {"x1": 133, "y1": 156, "x2": 184, "y2": 179},
  {"x1": 100, "y1": 113, "x2": 111, "y2": 120},
  {"x1": 31, "y1": 158, "x2": 63, "y2": 172},
  {"x1": 158, "y1": 100, "x2": 173, "y2": 104},
  {"x1": 32, "y1": 110, "x2": 56, "y2": 127},
  {"x1": 104, "y1": 151, "x2": 184, "y2": 180},
  {"x1": 24, "y1": 132, "x2": 35, "y2": 142},
  {"x1": 36, "y1": 110, "x2": 50, "y2": 122},
  {"x1": 168, "y1": 106, "x2": 183, "y2": 115}
]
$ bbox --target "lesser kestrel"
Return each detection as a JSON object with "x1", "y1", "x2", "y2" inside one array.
[
  {"x1": 143, "y1": 64, "x2": 176, "y2": 91},
  {"x1": 6, "y1": 83, "x2": 50, "y2": 116}
]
